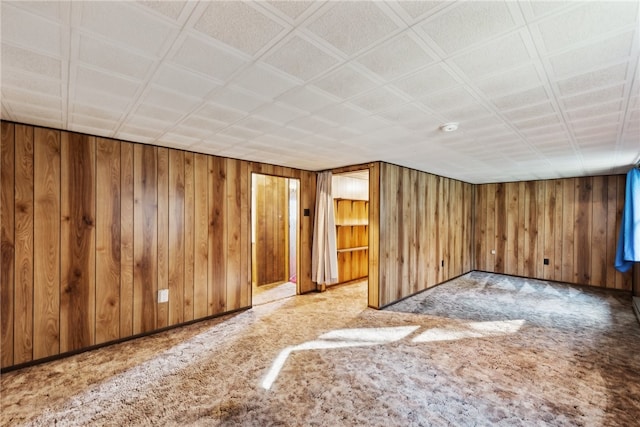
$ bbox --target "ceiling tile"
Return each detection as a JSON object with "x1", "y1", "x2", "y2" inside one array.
[
  {"x1": 315, "y1": 103, "x2": 369, "y2": 126},
  {"x1": 72, "y1": 104, "x2": 122, "y2": 122},
  {"x1": 2, "y1": 43, "x2": 62, "y2": 79},
  {"x1": 208, "y1": 86, "x2": 267, "y2": 113},
  {"x1": 135, "y1": 103, "x2": 185, "y2": 123},
  {"x1": 548, "y1": 31, "x2": 634, "y2": 77},
  {"x1": 78, "y1": 34, "x2": 155, "y2": 79},
  {"x1": 491, "y1": 86, "x2": 549, "y2": 110},
  {"x1": 193, "y1": 103, "x2": 245, "y2": 124},
  {"x1": 566, "y1": 100, "x2": 622, "y2": 120},
  {"x1": 193, "y1": 1, "x2": 286, "y2": 56},
  {"x1": 74, "y1": 87, "x2": 132, "y2": 111},
  {"x1": 561, "y1": 84, "x2": 625, "y2": 110},
  {"x1": 421, "y1": 86, "x2": 479, "y2": 112},
  {"x1": 306, "y1": 2, "x2": 401, "y2": 55},
  {"x1": 80, "y1": 2, "x2": 176, "y2": 56},
  {"x1": 152, "y1": 64, "x2": 221, "y2": 98},
  {"x1": 262, "y1": 35, "x2": 340, "y2": 81},
  {"x1": 513, "y1": 114, "x2": 561, "y2": 130},
  {"x1": 420, "y1": 1, "x2": 517, "y2": 54},
  {"x1": 503, "y1": 102, "x2": 556, "y2": 121},
  {"x1": 391, "y1": 64, "x2": 459, "y2": 98},
  {"x1": 277, "y1": 86, "x2": 337, "y2": 112},
  {"x1": 5, "y1": 1, "x2": 63, "y2": 21},
  {"x1": 234, "y1": 116, "x2": 278, "y2": 133},
  {"x1": 356, "y1": 33, "x2": 434, "y2": 81},
  {"x1": 452, "y1": 32, "x2": 531, "y2": 79},
  {"x1": 143, "y1": 85, "x2": 200, "y2": 111},
  {"x1": 252, "y1": 102, "x2": 307, "y2": 125},
  {"x1": 180, "y1": 115, "x2": 227, "y2": 134},
  {"x1": 348, "y1": 86, "x2": 407, "y2": 114},
  {"x1": 136, "y1": 1, "x2": 187, "y2": 21},
  {"x1": 473, "y1": 63, "x2": 542, "y2": 96},
  {"x1": 2, "y1": 68, "x2": 61, "y2": 97},
  {"x1": 76, "y1": 65, "x2": 141, "y2": 98},
  {"x1": 395, "y1": 1, "x2": 445, "y2": 21},
  {"x1": 230, "y1": 64, "x2": 299, "y2": 99},
  {"x1": 537, "y1": 2, "x2": 638, "y2": 53},
  {"x1": 171, "y1": 35, "x2": 248, "y2": 82},
  {"x1": 311, "y1": 64, "x2": 379, "y2": 99},
  {"x1": 556, "y1": 63, "x2": 628, "y2": 97},
  {"x1": 2, "y1": 4, "x2": 62, "y2": 56},
  {"x1": 266, "y1": 1, "x2": 316, "y2": 21}
]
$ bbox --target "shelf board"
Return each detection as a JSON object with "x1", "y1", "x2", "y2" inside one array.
[
  {"x1": 337, "y1": 246, "x2": 368, "y2": 253},
  {"x1": 335, "y1": 223, "x2": 368, "y2": 226}
]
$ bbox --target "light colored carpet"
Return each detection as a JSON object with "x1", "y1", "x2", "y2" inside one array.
[
  {"x1": 252, "y1": 281, "x2": 296, "y2": 306},
  {"x1": 2, "y1": 272, "x2": 639, "y2": 426}
]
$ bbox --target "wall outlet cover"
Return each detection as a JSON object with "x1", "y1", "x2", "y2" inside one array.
[{"x1": 158, "y1": 289, "x2": 169, "y2": 303}]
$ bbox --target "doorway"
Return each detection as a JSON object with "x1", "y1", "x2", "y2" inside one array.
[{"x1": 251, "y1": 173, "x2": 299, "y2": 305}]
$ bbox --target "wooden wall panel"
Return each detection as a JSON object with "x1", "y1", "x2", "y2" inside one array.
[
  {"x1": 168, "y1": 149, "x2": 185, "y2": 325},
  {"x1": 133, "y1": 144, "x2": 157, "y2": 334},
  {"x1": 368, "y1": 163, "x2": 380, "y2": 308},
  {"x1": 183, "y1": 152, "x2": 195, "y2": 321},
  {"x1": 1, "y1": 123, "x2": 15, "y2": 368},
  {"x1": 120, "y1": 142, "x2": 134, "y2": 337},
  {"x1": 156, "y1": 148, "x2": 169, "y2": 329},
  {"x1": 2, "y1": 121, "x2": 321, "y2": 369},
  {"x1": 475, "y1": 176, "x2": 631, "y2": 289},
  {"x1": 33, "y1": 128, "x2": 61, "y2": 359},
  {"x1": 193, "y1": 154, "x2": 209, "y2": 318},
  {"x1": 208, "y1": 156, "x2": 226, "y2": 315},
  {"x1": 377, "y1": 162, "x2": 474, "y2": 307},
  {"x1": 60, "y1": 132, "x2": 96, "y2": 353},
  {"x1": 96, "y1": 138, "x2": 121, "y2": 344},
  {"x1": 13, "y1": 124, "x2": 33, "y2": 364}
]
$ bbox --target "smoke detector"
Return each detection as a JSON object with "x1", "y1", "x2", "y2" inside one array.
[{"x1": 439, "y1": 122, "x2": 459, "y2": 132}]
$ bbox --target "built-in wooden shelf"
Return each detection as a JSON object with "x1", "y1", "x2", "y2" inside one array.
[{"x1": 334, "y1": 198, "x2": 369, "y2": 283}]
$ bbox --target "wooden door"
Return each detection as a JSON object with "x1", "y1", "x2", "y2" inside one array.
[{"x1": 254, "y1": 174, "x2": 288, "y2": 286}]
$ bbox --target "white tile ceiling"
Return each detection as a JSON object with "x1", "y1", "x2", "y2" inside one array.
[{"x1": 1, "y1": 0, "x2": 639, "y2": 184}]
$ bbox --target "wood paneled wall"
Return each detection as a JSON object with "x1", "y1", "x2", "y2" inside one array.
[
  {"x1": 376, "y1": 162, "x2": 474, "y2": 307},
  {"x1": 474, "y1": 176, "x2": 631, "y2": 289},
  {"x1": 253, "y1": 174, "x2": 288, "y2": 286},
  {"x1": 0, "y1": 121, "x2": 316, "y2": 369}
]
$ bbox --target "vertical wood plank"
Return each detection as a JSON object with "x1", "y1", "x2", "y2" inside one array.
[
  {"x1": 60, "y1": 132, "x2": 96, "y2": 353},
  {"x1": 133, "y1": 144, "x2": 157, "y2": 334},
  {"x1": 240, "y1": 161, "x2": 250, "y2": 307},
  {"x1": 506, "y1": 183, "x2": 518, "y2": 275},
  {"x1": 416, "y1": 172, "x2": 427, "y2": 290},
  {"x1": 156, "y1": 148, "x2": 169, "y2": 328},
  {"x1": 1, "y1": 122, "x2": 15, "y2": 367},
  {"x1": 168, "y1": 149, "x2": 184, "y2": 325},
  {"x1": 591, "y1": 176, "x2": 607, "y2": 287},
  {"x1": 96, "y1": 138, "x2": 120, "y2": 344},
  {"x1": 226, "y1": 159, "x2": 241, "y2": 311},
  {"x1": 516, "y1": 181, "x2": 526, "y2": 276},
  {"x1": 561, "y1": 179, "x2": 575, "y2": 283},
  {"x1": 193, "y1": 154, "x2": 209, "y2": 318},
  {"x1": 485, "y1": 183, "x2": 496, "y2": 273},
  {"x1": 475, "y1": 184, "x2": 486, "y2": 271},
  {"x1": 209, "y1": 156, "x2": 226, "y2": 315},
  {"x1": 298, "y1": 170, "x2": 316, "y2": 294},
  {"x1": 574, "y1": 177, "x2": 592, "y2": 284},
  {"x1": 33, "y1": 127, "x2": 61, "y2": 359},
  {"x1": 120, "y1": 142, "x2": 134, "y2": 338},
  {"x1": 183, "y1": 152, "x2": 195, "y2": 321},
  {"x1": 368, "y1": 163, "x2": 380, "y2": 308},
  {"x1": 13, "y1": 124, "x2": 33, "y2": 364},
  {"x1": 552, "y1": 180, "x2": 564, "y2": 282},
  {"x1": 605, "y1": 176, "x2": 618, "y2": 288},
  {"x1": 615, "y1": 175, "x2": 630, "y2": 290},
  {"x1": 543, "y1": 180, "x2": 556, "y2": 281},
  {"x1": 494, "y1": 183, "x2": 506, "y2": 274}
]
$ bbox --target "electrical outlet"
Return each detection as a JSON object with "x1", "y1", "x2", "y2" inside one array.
[
  {"x1": 543, "y1": 258, "x2": 550, "y2": 265},
  {"x1": 158, "y1": 289, "x2": 169, "y2": 303},
  {"x1": 491, "y1": 249, "x2": 496, "y2": 255}
]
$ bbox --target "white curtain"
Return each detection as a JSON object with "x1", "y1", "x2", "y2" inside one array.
[{"x1": 312, "y1": 171, "x2": 338, "y2": 288}]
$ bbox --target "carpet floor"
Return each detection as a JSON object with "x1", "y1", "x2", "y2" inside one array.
[{"x1": 2, "y1": 272, "x2": 639, "y2": 426}]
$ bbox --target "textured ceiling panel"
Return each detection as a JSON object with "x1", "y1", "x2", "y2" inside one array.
[{"x1": 1, "y1": 0, "x2": 638, "y2": 183}]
